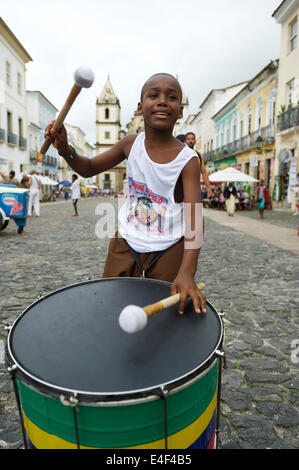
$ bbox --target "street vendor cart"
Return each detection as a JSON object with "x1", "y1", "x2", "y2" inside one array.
[{"x1": 0, "y1": 184, "x2": 28, "y2": 234}]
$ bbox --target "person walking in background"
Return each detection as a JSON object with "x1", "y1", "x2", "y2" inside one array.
[
  {"x1": 184, "y1": 132, "x2": 212, "y2": 198},
  {"x1": 224, "y1": 182, "x2": 237, "y2": 216},
  {"x1": 71, "y1": 174, "x2": 80, "y2": 216},
  {"x1": 257, "y1": 179, "x2": 267, "y2": 219},
  {"x1": 28, "y1": 171, "x2": 42, "y2": 217}
]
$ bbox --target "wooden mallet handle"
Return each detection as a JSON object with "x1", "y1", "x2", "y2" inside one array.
[
  {"x1": 40, "y1": 84, "x2": 81, "y2": 155},
  {"x1": 144, "y1": 282, "x2": 206, "y2": 318}
]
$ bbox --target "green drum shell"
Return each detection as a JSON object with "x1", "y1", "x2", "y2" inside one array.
[{"x1": 17, "y1": 359, "x2": 219, "y2": 449}]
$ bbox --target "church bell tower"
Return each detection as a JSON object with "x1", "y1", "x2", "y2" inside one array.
[{"x1": 95, "y1": 76, "x2": 126, "y2": 190}]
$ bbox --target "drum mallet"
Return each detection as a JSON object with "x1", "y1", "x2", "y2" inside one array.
[
  {"x1": 119, "y1": 283, "x2": 206, "y2": 334},
  {"x1": 40, "y1": 66, "x2": 95, "y2": 155}
]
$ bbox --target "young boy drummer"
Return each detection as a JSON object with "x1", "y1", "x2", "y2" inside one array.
[{"x1": 45, "y1": 73, "x2": 206, "y2": 315}]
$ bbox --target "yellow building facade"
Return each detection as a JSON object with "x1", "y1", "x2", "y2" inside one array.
[{"x1": 236, "y1": 64, "x2": 278, "y2": 191}]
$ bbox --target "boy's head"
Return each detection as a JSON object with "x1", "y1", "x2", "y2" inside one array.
[
  {"x1": 72, "y1": 174, "x2": 78, "y2": 182},
  {"x1": 140, "y1": 73, "x2": 183, "y2": 103},
  {"x1": 138, "y1": 73, "x2": 184, "y2": 131}
]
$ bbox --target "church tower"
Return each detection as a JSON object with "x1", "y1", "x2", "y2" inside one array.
[{"x1": 95, "y1": 76, "x2": 126, "y2": 190}]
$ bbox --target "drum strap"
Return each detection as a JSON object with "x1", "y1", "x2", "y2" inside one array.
[{"x1": 124, "y1": 241, "x2": 166, "y2": 278}]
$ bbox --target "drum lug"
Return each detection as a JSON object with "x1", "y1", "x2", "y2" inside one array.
[
  {"x1": 60, "y1": 393, "x2": 79, "y2": 407},
  {"x1": 7, "y1": 364, "x2": 17, "y2": 373},
  {"x1": 218, "y1": 310, "x2": 226, "y2": 317},
  {"x1": 160, "y1": 385, "x2": 168, "y2": 398},
  {"x1": 216, "y1": 350, "x2": 225, "y2": 358},
  {"x1": 3, "y1": 324, "x2": 12, "y2": 331}
]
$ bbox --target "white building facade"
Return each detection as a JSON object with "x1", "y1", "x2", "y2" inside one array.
[
  {"x1": 0, "y1": 17, "x2": 32, "y2": 179},
  {"x1": 26, "y1": 90, "x2": 58, "y2": 179}
]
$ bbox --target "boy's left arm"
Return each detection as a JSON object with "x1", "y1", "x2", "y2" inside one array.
[{"x1": 171, "y1": 157, "x2": 206, "y2": 315}]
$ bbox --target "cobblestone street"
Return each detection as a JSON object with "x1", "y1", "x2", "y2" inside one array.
[{"x1": 0, "y1": 197, "x2": 298, "y2": 449}]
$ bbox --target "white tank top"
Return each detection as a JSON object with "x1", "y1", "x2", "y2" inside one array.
[{"x1": 118, "y1": 132, "x2": 197, "y2": 253}]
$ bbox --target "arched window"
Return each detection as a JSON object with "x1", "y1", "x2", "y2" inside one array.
[
  {"x1": 220, "y1": 124, "x2": 224, "y2": 147},
  {"x1": 266, "y1": 86, "x2": 277, "y2": 125},
  {"x1": 238, "y1": 110, "x2": 243, "y2": 139},
  {"x1": 231, "y1": 114, "x2": 237, "y2": 142},
  {"x1": 255, "y1": 95, "x2": 263, "y2": 130},
  {"x1": 247, "y1": 104, "x2": 252, "y2": 135},
  {"x1": 105, "y1": 108, "x2": 109, "y2": 119},
  {"x1": 225, "y1": 120, "x2": 230, "y2": 144}
]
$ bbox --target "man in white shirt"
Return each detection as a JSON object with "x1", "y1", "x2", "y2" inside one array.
[
  {"x1": 71, "y1": 174, "x2": 81, "y2": 216},
  {"x1": 28, "y1": 171, "x2": 42, "y2": 216}
]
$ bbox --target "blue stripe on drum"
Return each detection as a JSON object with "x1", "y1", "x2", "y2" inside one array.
[{"x1": 188, "y1": 410, "x2": 216, "y2": 449}]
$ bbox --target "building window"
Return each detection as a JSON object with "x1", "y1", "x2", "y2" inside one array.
[
  {"x1": 289, "y1": 17, "x2": 297, "y2": 52},
  {"x1": 17, "y1": 72, "x2": 22, "y2": 95},
  {"x1": 18, "y1": 118, "x2": 23, "y2": 137},
  {"x1": 105, "y1": 131, "x2": 110, "y2": 139},
  {"x1": 287, "y1": 79, "x2": 295, "y2": 106},
  {"x1": 256, "y1": 96, "x2": 263, "y2": 130},
  {"x1": 6, "y1": 61, "x2": 11, "y2": 87},
  {"x1": 105, "y1": 108, "x2": 110, "y2": 119},
  {"x1": 104, "y1": 173, "x2": 110, "y2": 181},
  {"x1": 247, "y1": 105, "x2": 252, "y2": 135},
  {"x1": 7, "y1": 111, "x2": 12, "y2": 133}
]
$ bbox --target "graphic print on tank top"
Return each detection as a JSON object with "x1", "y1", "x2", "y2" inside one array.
[{"x1": 127, "y1": 177, "x2": 168, "y2": 234}]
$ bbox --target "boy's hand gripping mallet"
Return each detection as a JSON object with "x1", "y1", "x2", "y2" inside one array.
[
  {"x1": 119, "y1": 283, "x2": 206, "y2": 334},
  {"x1": 40, "y1": 65, "x2": 95, "y2": 155}
]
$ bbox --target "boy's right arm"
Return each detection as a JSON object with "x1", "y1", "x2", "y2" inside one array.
[{"x1": 44, "y1": 122, "x2": 136, "y2": 178}]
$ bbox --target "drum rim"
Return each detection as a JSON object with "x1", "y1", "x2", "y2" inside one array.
[{"x1": 6, "y1": 277, "x2": 224, "y2": 401}]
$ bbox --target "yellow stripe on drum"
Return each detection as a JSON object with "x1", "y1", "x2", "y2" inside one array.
[{"x1": 24, "y1": 391, "x2": 217, "y2": 450}]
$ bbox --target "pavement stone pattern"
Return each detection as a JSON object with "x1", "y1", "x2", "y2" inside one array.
[{"x1": 0, "y1": 197, "x2": 298, "y2": 449}]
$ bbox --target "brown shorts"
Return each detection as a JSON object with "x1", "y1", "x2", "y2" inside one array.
[{"x1": 102, "y1": 232, "x2": 184, "y2": 283}]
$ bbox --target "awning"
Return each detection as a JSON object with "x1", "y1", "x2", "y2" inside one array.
[{"x1": 209, "y1": 167, "x2": 258, "y2": 183}]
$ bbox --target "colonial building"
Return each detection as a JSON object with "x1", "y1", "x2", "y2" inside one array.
[
  {"x1": 95, "y1": 76, "x2": 126, "y2": 191},
  {"x1": 186, "y1": 82, "x2": 247, "y2": 174},
  {"x1": 0, "y1": 17, "x2": 32, "y2": 178},
  {"x1": 126, "y1": 111, "x2": 144, "y2": 135},
  {"x1": 210, "y1": 60, "x2": 278, "y2": 193},
  {"x1": 272, "y1": 0, "x2": 299, "y2": 207},
  {"x1": 27, "y1": 90, "x2": 58, "y2": 179},
  {"x1": 63, "y1": 123, "x2": 95, "y2": 184},
  {"x1": 173, "y1": 81, "x2": 189, "y2": 136}
]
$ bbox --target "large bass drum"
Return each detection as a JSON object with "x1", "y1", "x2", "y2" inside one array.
[{"x1": 5, "y1": 278, "x2": 224, "y2": 449}]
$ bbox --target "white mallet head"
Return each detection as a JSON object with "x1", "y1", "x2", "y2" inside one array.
[
  {"x1": 74, "y1": 66, "x2": 95, "y2": 88},
  {"x1": 119, "y1": 305, "x2": 148, "y2": 334}
]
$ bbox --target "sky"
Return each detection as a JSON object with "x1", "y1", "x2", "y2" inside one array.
[{"x1": 1, "y1": 0, "x2": 282, "y2": 146}]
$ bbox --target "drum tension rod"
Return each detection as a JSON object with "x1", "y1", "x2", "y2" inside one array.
[
  {"x1": 7, "y1": 364, "x2": 28, "y2": 449},
  {"x1": 158, "y1": 385, "x2": 169, "y2": 450},
  {"x1": 60, "y1": 394, "x2": 80, "y2": 450}
]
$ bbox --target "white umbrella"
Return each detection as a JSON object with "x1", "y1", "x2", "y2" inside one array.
[
  {"x1": 40, "y1": 176, "x2": 58, "y2": 185},
  {"x1": 209, "y1": 167, "x2": 258, "y2": 183}
]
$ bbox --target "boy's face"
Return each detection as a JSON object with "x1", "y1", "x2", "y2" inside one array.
[{"x1": 137, "y1": 75, "x2": 183, "y2": 130}]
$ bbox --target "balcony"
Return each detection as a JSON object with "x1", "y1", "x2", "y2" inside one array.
[
  {"x1": 205, "y1": 124, "x2": 275, "y2": 162},
  {"x1": 7, "y1": 132, "x2": 17, "y2": 146},
  {"x1": 277, "y1": 105, "x2": 299, "y2": 133},
  {"x1": 19, "y1": 136, "x2": 27, "y2": 149},
  {"x1": 0, "y1": 128, "x2": 5, "y2": 142}
]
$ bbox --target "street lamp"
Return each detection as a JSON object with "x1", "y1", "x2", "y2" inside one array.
[{"x1": 255, "y1": 135, "x2": 263, "y2": 149}]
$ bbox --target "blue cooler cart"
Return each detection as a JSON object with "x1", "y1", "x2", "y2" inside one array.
[{"x1": 0, "y1": 185, "x2": 28, "y2": 234}]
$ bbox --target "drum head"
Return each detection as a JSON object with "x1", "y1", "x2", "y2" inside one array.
[{"x1": 7, "y1": 278, "x2": 222, "y2": 397}]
